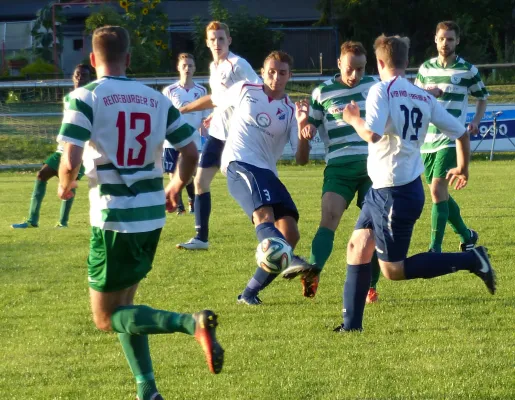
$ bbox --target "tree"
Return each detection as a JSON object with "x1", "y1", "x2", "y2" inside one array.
[
  {"x1": 31, "y1": 2, "x2": 66, "y2": 65},
  {"x1": 85, "y1": 0, "x2": 170, "y2": 74},
  {"x1": 191, "y1": 0, "x2": 283, "y2": 71}
]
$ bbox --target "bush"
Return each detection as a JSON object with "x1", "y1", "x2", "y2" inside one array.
[{"x1": 20, "y1": 59, "x2": 60, "y2": 79}]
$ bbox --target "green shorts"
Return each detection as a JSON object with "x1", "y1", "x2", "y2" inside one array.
[
  {"x1": 44, "y1": 151, "x2": 85, "y2": 180},
  {"x1": 87, "y1": 227, "x2": 162, "y2": 292},
  {"x1": 322, "y1": 160, "x2": 371, "y2": 209},
  {"x1": 422, "y1": 147, "x2": 457, "y2": 184}
]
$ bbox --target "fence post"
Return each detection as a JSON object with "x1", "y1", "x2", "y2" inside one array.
[{"x1": 319, "y1": 53, "x2": 323, "y2": 74}]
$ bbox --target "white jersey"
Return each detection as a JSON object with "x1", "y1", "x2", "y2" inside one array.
[
  {"x1": 208, "y1": 51, "x2": 260, "y2": 141},
  {"x1": 212, "y1": 81, "x2": 298, "y2": 176},
  {"x1": 162, "y1": 82, "x2": 209, "y2": 150},
  {"x1": 57, "y1": 76, "x2": 194, "y2": 233},
  {"x1": 364, "y1": 76, "x2": 465, "y2": 189}
]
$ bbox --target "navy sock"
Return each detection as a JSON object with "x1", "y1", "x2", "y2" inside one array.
[
  {"x1": 186, "y1": 182, "x2": 195, "y2": 202},
  {"x1": 194, "y1": 192, "x2": 211, "y2": 242},
  {"x1": 255, "y1": 222, "x2": 285, "y2": 242},
  {"x1": 343, "y1": 264, "x2": 371, "y2": 331},
  {"x1": 404, "y1": 251, "x2": 477, "y2": 280},
  {"x1": 242, "y1": 223, "x2": 285, "y2": 298},
  {"x1": 242, "y1": 268, "x2": 277, "y2": 298}
]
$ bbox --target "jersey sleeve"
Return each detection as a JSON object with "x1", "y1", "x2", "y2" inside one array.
[
  {"x1": 165, "y1": 100, "x2": 195, "y2": 150},
  {"x1": 364, "y1": 83, "x2": 389, "y2": 136},
  {"x1": 211, "y1": 80, "x2": 245, "y2": 111},
  {"x1": 309, "y1": 86, "x2": 324, "y2": 128},
  {"x1": 468, "y1": 65, "x2": 489, "y2": 100},
  {"x1": 236, "y1": 58, "x2": 260, "y2": 83},
  {"x1": 57, "y1": 87, "x2": 94, "y2": 148},
  {"x1": 430, "y1": 98, "x2": 466, "y2": 140}
]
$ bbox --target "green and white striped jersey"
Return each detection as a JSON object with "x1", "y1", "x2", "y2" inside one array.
[
  {"x1": 57, "y1": 76, "x2": 194, "y2": 233},
  {"x1": 415, "y1": 56, "x2": 488, "y2": 153},
  {"x1": 309, "y1": 75, "x2": 378, "y2": 165}
]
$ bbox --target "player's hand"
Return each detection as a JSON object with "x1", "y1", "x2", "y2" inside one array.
[
  {"x1": 300, "y1": 124, "x2": 316, "y2": 140},
  {"x1": 427, "y1": 87, "x2": 443, "y2": 98},
  {"x1": 467, "y1": 122, "x2": 479, "y2": 135},
  {"x1": 203, "y1": 113, "x2": 213, "y2": 129},
  {"x1": 58, "y1": 181, "x2": 78, "y2": 200},
  {"x1": 295, "y1": 99, "x2": 310, "y2": 125},
  {"x1": 446, "y1": 167, "x2": 469, "y2": 190},
  {"x1": 342, "y1": 100, "x2": 360, "y2": 124},
  {"x1": 165, "y1": 181, "x2": 181, "y2": 212}
]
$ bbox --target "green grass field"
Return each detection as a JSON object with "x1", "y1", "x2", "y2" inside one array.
[{"x1": 1, "y1": 161, "x2": 514, "y2": 399}]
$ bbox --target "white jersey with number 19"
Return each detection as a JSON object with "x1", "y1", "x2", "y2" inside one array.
[
  {"x1": 364, "y1": 76, "x2": 465, "y2": 189},
  {"x1": 57, "y1": 76, "x2": 194, "y2": 233}
]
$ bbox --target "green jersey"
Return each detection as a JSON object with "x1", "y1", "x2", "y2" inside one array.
[
  {"x1": 415, "y1": 56, "x2": 488, "y2": 153},
  {"x1": 309, "y1": 75, "x2": 378, "y2": 165}
]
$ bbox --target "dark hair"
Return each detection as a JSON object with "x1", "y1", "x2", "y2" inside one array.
[
  {"x1": 436, "y1": 21, "x2": 460, "y2": 37},
  {"x1": 340, "y1": 41, "x2": 367, "y2": 57},
  {"x1": 264, "y1": 50, "x2": 294, "y2": 70}
]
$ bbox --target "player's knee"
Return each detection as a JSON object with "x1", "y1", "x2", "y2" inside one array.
[
  {"x1": 92, "y1": 314, "x2": 112, "y2": 332},
  {"x1": 320, "y1": 210, "x2": 341, "y2": 230},
  {"x1": 380, "y1": 263, "x2": 404, "y2": 280},
  {"x1": 194, "y1": 173, "x2": 210, "y2": 193}
]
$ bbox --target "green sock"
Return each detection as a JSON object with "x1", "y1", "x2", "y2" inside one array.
[
  {"x1": 59, "y1": 188, "x2": 76, "y2": 226},
  {"x1": 111, "y1": 305, "x2": 195, "y2": 335},
  {"x1": 309, "y1": 226, "x2": 335, "y2": 270},
  {"x1": 430, "y1": 201, "x2": 449, "y2": 252},
  {"x1": 447, "y1": 195, "x2": 471, "y2": 243},
  {"x1": 370, "y1": 251, "x2": 380, "y2": 289},
  {"x1": 118, "y1": 333, "x2": 158, "y2": 400},
  {"x1": 27, "y1": 180, "x2": 47, "y2": 225}
]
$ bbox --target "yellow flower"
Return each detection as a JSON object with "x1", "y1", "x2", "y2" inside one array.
[
  {"x1": 161, "y1": 44, "x2": 167, "y2": 50},
  {"x1": 160, "y1": 25, "x2": 165, "y2": 31},
  {"x1": 155, "y1": 39, "x2": 162, "y2": 46},
  {"x1": 150, "y1": 3, "x2": 156, "y2": 9},
  {"x1": 119, "y1": 0, "x2": 128, "y2": 8},
  {"x1": 153, "y1": 0, "x2": 161, "y2": 3},
  {"x1": 150, "y1": 25, "x2": 156, "y2": 31},
  {"x1": 142, "y1": 7, "x2": 149, "y2": 15},
  {"x1": 135, "y1": 30, "x2": 140, "y2": 36}
]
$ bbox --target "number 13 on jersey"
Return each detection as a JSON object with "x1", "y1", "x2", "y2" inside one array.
[{"x1": 116, "y1": 111, "x2": 151, "y2": 166}]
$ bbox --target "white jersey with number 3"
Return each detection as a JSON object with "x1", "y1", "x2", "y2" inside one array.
[
  {"x1": 208, "y1": 52, "x2": 260, "y2": 141},
  {"x1": 364, "y1": 76, "x2": 465, "y2": 189},
  {"x1": 212, "y1": 81, "x2": 298, "y2": 176}
]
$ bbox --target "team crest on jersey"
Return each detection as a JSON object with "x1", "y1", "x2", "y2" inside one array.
[
  {"x1": 276, "y1": 108, "x2": 286, "y2": 120},
  {"x1": 451, "y1": 75, "x2": 461, "y2": 84},
  {"x1": 256, "y1": 112, "x2": 272, "y2": 127}
]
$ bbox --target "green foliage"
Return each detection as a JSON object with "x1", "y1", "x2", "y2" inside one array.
[
  {"x1": 31, "y1": 2, "x2": 66, "y2": 64},
  {"x1": 317, "y1": 0, "x2": 515, "y2": 67},
  {"x1": 5, "y1": 91, "x2": 21, "y2": 104},
  {"x1": 20, "y1": 59, "x2": 60, "y2": 78},
  {"x1": 84, "y1": 1, "x2": 170, "y2": 73},
  {"x1": 191, "y1": 0, "x2": 283, "y2": 71}
]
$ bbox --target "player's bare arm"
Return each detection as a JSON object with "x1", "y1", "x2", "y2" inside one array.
[
  {"x1": 446, "y1": 131, "x2": 470, "y2": 190},
  {"x1": 166, "y1": 141, "x2": 199, "y2": 212},
  {"x1": 467, "y1": 99, "x2": 487, "y2": 135},
  {"x1": 58, "y1": 142, "x2": 83, "y2": 200},
  {"x1": 179, "y1": 94, "x2": 214, "y2": 114},
  {"x1": 342, "y1": 101, "x2": 381, "y2": 143},
  {"x1": 295, "y1": 99, "x2": 316, "y2": 140}
]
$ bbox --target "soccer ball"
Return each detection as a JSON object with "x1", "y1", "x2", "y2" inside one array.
[{"x1": 255, "y1": 237, "x2": 293, "y2": 274}]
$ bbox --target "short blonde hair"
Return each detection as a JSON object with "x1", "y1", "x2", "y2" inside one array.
[
  {"x1": 205, "y1": 21, "x2": 230, "y2": 37},
  {"x1": 264, "y1": 50, "x2": 293, "y2": 70},
  {"x1": 373, "y1": 34, "x2": 410, "y2": 69},
  {"x1": 92, "y1": 26, "x2": 130, "y2": 64}
]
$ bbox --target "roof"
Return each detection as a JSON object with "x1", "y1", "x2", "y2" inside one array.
[{"x1": 0, "y1": 0, "x2": 321, "y2": 24}]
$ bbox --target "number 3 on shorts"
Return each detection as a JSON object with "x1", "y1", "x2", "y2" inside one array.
[{"x1": 263, "y1": 189, "x2": 271, "y2": 201}]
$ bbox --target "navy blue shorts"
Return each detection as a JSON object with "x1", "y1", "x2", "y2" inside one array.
[
  {"x1": 226, "y1": 161, "x2": 299, "y2": 222},
  {"x1": 199, "y1": 135, "x2": 225, "y2": 168},
  {"x1": 355, "y1": 177, "x2": 425, "y2": 262},
  {"x1": 163, "y1": 148, "x2": 179, "y2": 173}
]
